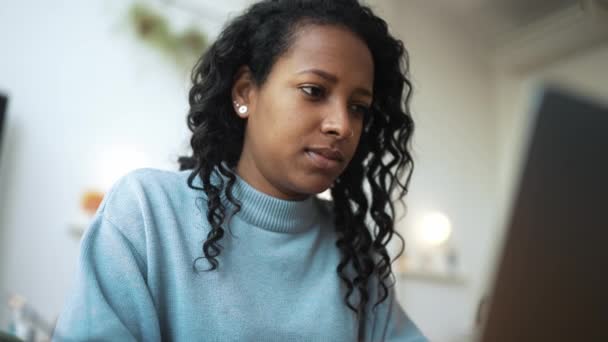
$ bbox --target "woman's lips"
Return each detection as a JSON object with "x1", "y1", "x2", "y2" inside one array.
[{"x1": 305, "y1": 149, "x2": 342, "y2": 170}]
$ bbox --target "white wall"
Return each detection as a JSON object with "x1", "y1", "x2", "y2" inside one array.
[
  {"x1": 368, "y1": 1, "x2": 498, "y2": 341},
  {"x1": 0, "y1": 0, "x2": 240, "y2": 328}
]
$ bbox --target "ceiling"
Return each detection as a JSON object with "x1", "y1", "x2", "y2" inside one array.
[
  {"x1": 429, "y1": 0, "x2": 575, "y2": 25},
  {"x1": 399, "y1": 0, "x2": 608, "y2": 72},
  {"x1": 408, "y1": 0, "x2": 580, "y2": 44}
]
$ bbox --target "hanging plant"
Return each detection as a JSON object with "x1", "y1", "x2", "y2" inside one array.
[{"x1": 128, "y1": 3, "x2": 208, "y2": 69}]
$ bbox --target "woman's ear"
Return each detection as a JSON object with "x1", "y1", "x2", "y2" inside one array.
[{"x1": 231, "y1": 65, "x2": 256, "y2": 119}]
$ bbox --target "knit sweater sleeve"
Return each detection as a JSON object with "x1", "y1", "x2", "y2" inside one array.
[{"x1": 52, "y1": 174, "x2": 161, "y2": 342}]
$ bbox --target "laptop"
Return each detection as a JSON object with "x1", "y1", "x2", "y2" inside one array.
[{"x1": 478, "y1": 86, "x2": 608, "y2": 341}]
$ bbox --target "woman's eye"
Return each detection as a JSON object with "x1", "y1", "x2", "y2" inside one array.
[
  {"x1": 350, "y1": 104, "x2": 371, "y2": 116},
  {"x1": 300, "y1": 85, "x2": 325, "y2": 98}
]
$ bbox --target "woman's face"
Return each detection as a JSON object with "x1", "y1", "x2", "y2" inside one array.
[{"x1": 232, "y1": 24, "x2": 374, "y2": 200}]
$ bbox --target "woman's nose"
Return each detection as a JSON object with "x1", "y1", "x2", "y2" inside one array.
[{"x1": 321, "y1": 104, "x2": 353, "y2": 139}]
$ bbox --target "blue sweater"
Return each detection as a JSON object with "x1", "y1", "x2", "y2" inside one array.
[{"x1": 53, "y1": 168, "x2": 426, "y2": 341}]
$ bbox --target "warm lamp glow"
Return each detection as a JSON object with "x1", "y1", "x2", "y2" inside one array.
[{"x1": 416, "y1": 211, "x2": 452, "y2": 247}]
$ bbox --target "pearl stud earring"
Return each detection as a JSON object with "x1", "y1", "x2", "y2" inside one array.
[{"x1": 234, "y1": 101, "x2": 247, "y2": 114}]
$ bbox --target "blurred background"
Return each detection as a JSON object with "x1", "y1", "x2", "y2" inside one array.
[{"x1": 0, "y1": 0, "x2": 607, "y2": 341}]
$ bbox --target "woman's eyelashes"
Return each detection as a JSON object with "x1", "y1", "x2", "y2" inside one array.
[
  {"x1": 350, "y1": 104, "x2": 370, "y2": 116},
  {"x1": 299, "y1": 85, "x2": 371, "y2": 116},
  {"x1": 299, "y1": 85, "x2": 325, "y2": 98}
]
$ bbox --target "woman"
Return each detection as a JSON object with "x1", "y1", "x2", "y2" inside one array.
[{"x1": 53, "y1": 0, "x2": 426, "y2": 341}]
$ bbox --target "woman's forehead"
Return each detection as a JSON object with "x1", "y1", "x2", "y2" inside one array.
[{"x1": 274, "y1": 24, "x2": 374, "y2": 84}]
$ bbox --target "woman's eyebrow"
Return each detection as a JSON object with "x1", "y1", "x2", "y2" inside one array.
[
  {"x1": 297, "y1": 68, "x2": 373, "y2": 98},
  {"x1": 297, "y1": 68, "x2": 338, "y2": 82}
]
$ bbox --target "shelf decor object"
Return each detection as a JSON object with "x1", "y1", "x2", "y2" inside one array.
[
  {"x1": 128, "y1": 3, "x2": 208, "y2": 69},
  {"x1": 396, "y1": 210, "x2": 467, "y2": 286},
  {"x1": 397, "y1": 269, "x2": 467, "y2": 286},
  {"x1": 68, "y1": 190, "x2": 105, "y2": 240}
]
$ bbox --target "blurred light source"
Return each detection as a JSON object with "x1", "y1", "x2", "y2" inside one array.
[
  {"x1": 416, "y1": 211, "x2": 453, "y2": 248},
  {"x1": 98, "y1": 145, "x2": 149, "y2": 189}
]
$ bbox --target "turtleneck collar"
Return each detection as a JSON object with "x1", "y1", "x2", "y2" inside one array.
[{"x1": 186, "y1": 166, "x2": 321, "y2": 234}]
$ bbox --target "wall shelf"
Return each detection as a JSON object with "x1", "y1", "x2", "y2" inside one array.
[{"x1": 396, "y1": 270, "x2": 467, "y2": 286}]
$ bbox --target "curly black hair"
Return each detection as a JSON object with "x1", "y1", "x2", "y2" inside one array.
[{"x1": 177, "y1": 0, "x2": 414, "y2": 340}]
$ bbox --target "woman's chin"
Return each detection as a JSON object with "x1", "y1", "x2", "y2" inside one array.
[{"x1": 293, "y1": 178, "x2": 334, "y2": 196}]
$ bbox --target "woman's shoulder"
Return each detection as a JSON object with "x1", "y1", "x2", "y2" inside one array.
[
  {"x1": 98, "y1": 168, "x2": 195, "y2": 226},
  {"x1": 85, "y1": 168, "x2": 200, "y2": 257},
  {"x1": 111, "y1": 167, "x2": 189, "y2": 190}
]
